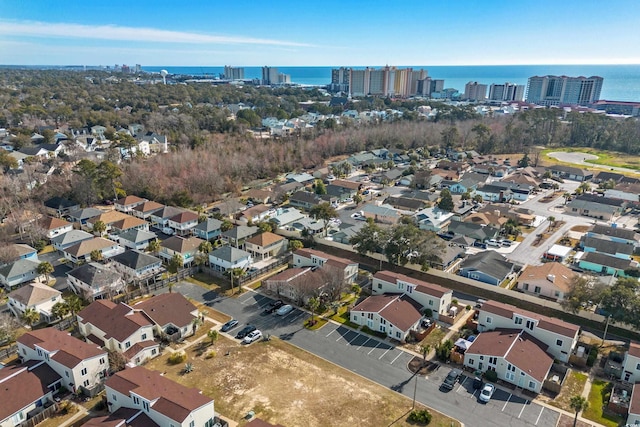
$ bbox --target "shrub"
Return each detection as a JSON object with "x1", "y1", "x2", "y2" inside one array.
[
  {"x1": 168, "y1": 351, "x2": 186, "y2": 365},
  {"x1": 587, "y1": 347, "x2": 599, "y2": 367},
  {"x1": 423, "y1": 308, "x2": 433, "y2": 318},
  {"x1": 484, "y1": 370, "x2": 498, "y2": 382},
  {"x1": 408, "y1": 409, "x2": 432, "y2": 424},
  {"x1": 205, "y1": 350, "x2": 216, "y2": 359}
]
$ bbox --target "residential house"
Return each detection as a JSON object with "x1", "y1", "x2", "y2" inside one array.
[
  {"x1": 414, "y1": 207, "x2": 454, "y2": 232},
  {"x1": 580, "y1": 235, "x2": 634, "y2": 259},
  {"x1": 628, "y1": 383, "x2": 640, "y2": 425},
  {"x1": 263, "y1": 268, "x2": 325, "y2": 304},
  {"x1": 104, "y1": 366, "x2": 215, "y2": 427},
  {"x1": 293, "y1": 248, "x2": 358, "y2": 283},
  {"x1": 431, "y1": 245, "x2": 465, "y2": 270},
  {"x1": 490, "y1": 181, "x2": 535, "y2": 201},
  {"x1": 463, "y1": 329, "x2": 553, "y2": 394},
  {"x1": 272, "y1": 181, "x2": 304, "y2": 202},
  {"x1": 208, "y1": 246, "x2": 252, "y2": 273},
  {"x1": 517, "y1": 262, "x2": 576, "y2": 301},
  {"x1": 350, "y1": 294, "x2": 423, "y2": 342},
  {"x1": 270, "y1": 208, "x2": 306, "y2": 228},
  {"x1": 238, "y1": 204, "x2": 273, "y2": 225},
  {"x1": 110, "y1": 215, "x2": 149, "y2": 236},
  {"x1": 447, "y1": 219, "x2": 500, "y2": 242},
  {"x1": 244, "y1": 232, "x2": 287, "y2": 261},
  {"x1": 588, "y1": 225, "x2": 639, "y2": 247},
  {"x1": 148, "y1": 206, "x2": 186, "y2": 228},
  {"x1": 116, "y1": 229, "x2": 157, "y2": 250},
  {"x1": 44, "y1": 196, "x2": 79, "y2": 217},
  {"x1": 621, "y1": 342, "x2": 640, "y2": 383},
  {"x1": 448, "y1": 173, "x2": 486, "y2": 194},
  {"x1": 159, "y1": 236, "x2": 203, "y2": 266},
  {"x1": 41, "y1": 216, "x2": 73, "y2": 239},
  {"x1": 385, "y1": 197, "x2": 426, "y2": 212},
  {"x1": 110, "y1": 250, "x2": 164, "y2": 282},
  {"x1": 17, "y1": 328, "x2": 108, "y2": 395},
  {"x1": 62, "y1": 237, "x2": 123, "y2": 264},
  {"x1": 285, "y1": 172, "x2": 315, "y2": 184},
  {"x1": 7, "y1": 281, "x2": 63, "y2": 324},
  {"x1": 605, "y1": 183, "x2": 640, "y2": 203},
  {"x1": 477, "y1": 300, "x2": 581, "y2": 363},
  {"x1": 289, "y1": 191, "x2": 324, "y2": 210},
  {"x1": 67, "y1": 262, "x2": 125, "y2": 300},
  {"x1": 131, "y1": 200, "x2": 164, "y2": 219},
  {"x1": 51, "y1": 230, "x2": 93, "y2": 253},
  {"x1": 567, "y1": 195, "x2": 624, "y2": 221},
  {"x1": 326, "y1": 179, "x2": 360, "y2": 201},
  {"x1": 547, "y1": 165, "x2": 593, "y2": 182},
  {"x1": 134, "y1": 293, "x2": 199, "y2": 340},
  {"x1": 361, "y1": 203, "x2": 401, "y2": 224},
  {"x1": 9, "y1": 244, "x2": 38, "y2": 262},
  {"x1": 372, "y1": 270, "x2": 453, "y2": 319},
  {"x1": 332, "y1": 223, "x2": 364, "y2": 245},
  {"x1": 86, "y1": 211, "x2": 134, "y2": 233},
  {"x1": 245, "y1": 188, "x2": 273, "y2": 205},
  {"x1": 0, "y1": 258, "x2": 42, "y2": 291},
  {"x1": 474, "y1": 184, "x2": 513, "y2": 202},
  {"x1": 220, "y1": 225, "x2": 259, "y2": 248},
  {"x1": 577, "y1": 252, "x2": 634, "y2": 276},
  {"x1": 193, "y1": 218, "x2": 223, "y2": 241},
  {"x1": 593, "y1": 171, "x2": 627, "y2": 184},
  {"x1": 114, "y1": 195, "x2": 147, "y2": 213},
  {"x1": 66, "y1": 207, "x2": 103, "y2": 225},
  {"x1": 77, "y1": 300, "x2": 158, "y2": 365},
  {"x1": 459, "y1": 251, "x2": 515, "y2": 286},
  {"x1": 166, "y1": 211, "x2": 199, "y2": 236},
  {"x1": 0, "y1": 363, "x2": 62, "y2": 427}
]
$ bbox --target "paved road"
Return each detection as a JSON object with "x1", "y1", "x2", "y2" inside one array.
[
  {"x1": 173, "y1": 282, "x2": 561, "y2": 427},
  {"x1": 548, "y1": 151, "x2": 640, "y2": 174}
]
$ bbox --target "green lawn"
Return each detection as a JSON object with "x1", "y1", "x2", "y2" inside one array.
[
  {"x1": 583, "y1": 380, "x2": 624, "y2": 427},
  {"x1": 419, "y1": 327, "x2": 446, "y2": 349}
]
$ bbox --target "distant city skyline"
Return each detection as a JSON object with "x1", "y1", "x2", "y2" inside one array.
[{"x1": 1, "y1": 0, "x2": 640, "y2": 66}]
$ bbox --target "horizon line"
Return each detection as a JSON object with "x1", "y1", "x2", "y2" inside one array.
[{"x1": 1, "y1": 63, "x2": 640, "y2": 68}]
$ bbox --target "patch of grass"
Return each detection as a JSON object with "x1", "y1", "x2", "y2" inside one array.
[
  {"x1": 419, "y1": 326, "x2": 446, "y2": 350},
  {"x1": 583, "y1": 379, "x2": 624, "y2": 427},
  {"x1": 185, "y1": 273, "x2": 226, "y2": 290},
  {"x1": 361, "y1": 325, "x2": 387, "y2": 339},
  {"x1": 304, "y1": 318, "x2": 327, "y2": 330},
  {"x1": 549, "y1": 370, "x2": 588, "y2": 411},
  {"x1": 191, "y1": 302, "x2": 232, "y2": 324},
  {"x1": 248, "y1": 281, "x2": 262, "y2": 290},
  {"x1": 38, "y1": 244, "x2": 55, "y2": 254},
  {"x1": 329, "y1": 307, "x2": 360, "y2": 329}
]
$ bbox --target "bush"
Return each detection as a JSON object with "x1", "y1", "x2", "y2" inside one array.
[
  {"x1": 435, "y1": 339, "x2": 453, "y2": 361},
  {"x1": 168, "y1": 351, "x2": 186, "y2": 365},
  {"x1": 484, "y1": 370, "x2": 498, "y2": 382},
  {"x1": 205, "y1": 350, "x2": 216, "y2": 359},
  {"x1": 587, "y1": 347, "x2": 599, "y2": 367},
  {"x1": 408, "y1": 409, "x2": 432, "y2": 425}
]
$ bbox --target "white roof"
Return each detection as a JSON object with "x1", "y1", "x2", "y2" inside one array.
[{"x1": 547, "y1": 244, "x2": 572, "y2": 257}]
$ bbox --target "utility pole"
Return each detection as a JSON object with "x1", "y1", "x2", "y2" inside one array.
[
  {"x1": 412, "y1": 373, "x2": 418, "y2": 409},
  {"x1": 601, "y1": 314, "x2": 612, "y2": 347}
]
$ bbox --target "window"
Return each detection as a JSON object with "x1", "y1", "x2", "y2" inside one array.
[
  {"x1": 151, "y1": 349, "x2": 157, "y2": 355},
  {"x1": 141, "y1": 333, "x2": 147, "y2": 340},
  {"x1": 428, "y1": 300, "x2": 433, "y2": 306},
  {"x1": 528, "y1": 381, "x2": 536, "y2": 389},
  {"x1": 37, "y1": 349, "x2": 42, "y2": 356},
  {"x1": 83, "y1": 380, "x2": 89, "y2": 387},
  {"x1": 514, "y1": 317, "x2": 523, "y2": 325},
  {"x1": 65, "y1": 371, "x2": 69, "y2": 378},
  {"x1": 189, "y1": 421, "x2": 195, "y2": 427},
  {"x1": 534, "y1": 286, "x2": 541, "y2": 294},
  {"x1": 523, "y1": 283, "x2": 529, "y2": 291},
  {"x1": 81, "y1": 368, "x2": 87, "y2": 376},
  {"x1": 636, "y1": 363, "x2": 640, "y2": 371},
  {"x1": 125, "y1": 342, "x2": 131, "y2": 349},
  {"x1": 396, "y1": 332, "x2": 401, "y2": 338},
  {"x1": 526, "y1": 320, "x2": 535, "y2": 331},
  {"x1": 479, "y1": 356, "x2": 484, "y2": 360},
  {"x1": 377, "y1": 283, "x2": 382, "y2": 289},
  {"x1": 407, "y1": 286, "x2": 413, "y2": 294},
  {"x1": 468, "y1": 359, "x2": 474, "y2": 365},
  {"x1": 133, "y1": 396, "x2": 140, "y2": 405},
  {"x1": 488, "y1": 357, "x2": 497, "y2": 365},
  {"x1": 554, "y1": 291, "x2": 560, "y2": 297},
  {"x1": 380, "y1": 318, "x2": 386, "y2": 325},
  {"x1": 470, "y1": 273, "x2": 480, "y2": 280},
  {"x1": 556, "y1": 339, "x2": 563, "y2": 347},
  {"x1": 398, "y1": 283, "x2": 404, "y2": 290},
  {"x1": 485, "y1": 317, "x2": 492, "y2": 324},
  {"x1": 143, "y1": 401, "x2": 149, "y2": 412},
  {"x1": 99, "y1": 358, "x2": 105, "y2": 365},
  {"x1": 112, "y1": 394, "x2": 117, "y2": 401}
]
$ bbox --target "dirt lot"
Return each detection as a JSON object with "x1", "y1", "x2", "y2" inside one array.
[{"x1": 145, "y1": 336, "x2": 460, "y2": 427}]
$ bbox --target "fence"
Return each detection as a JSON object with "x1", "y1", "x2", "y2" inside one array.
[
  {"x1": 0, "y1": 344, "x2": 17, "y2": 360},
  {"x1": 20, "y1": 403, "x2": 59, "y2": 427}
]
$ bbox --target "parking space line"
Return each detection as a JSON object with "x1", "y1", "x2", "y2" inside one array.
[
  {"x1": 356, "y1": 337, "x2": 372, "y2": 350},
  {"x1": 502, "y1": 393, "x2": 512, "y2": 412},
  {"x1": 347, "y1": 334, "x2": 360, "y2": 346},
  {"x1": 535, "y1": 406, "x2": 544, "y2": 425},
  {"x1": 470, "y1": 388, "x2": 479, "y2": 399},
  {"x1": 239, "y1": 294, "x2": 255, "y2": 304},
  {"x1": 378, "y1": 347, "x2": 391, "y2": 360},
  {"x1": 456, "y1": 376, "x2": 468, "y2": 393},
  {"x1": 367, "y1": 341, "x2": 381, "y2": 355},
  {"x1": 518, "y1": 401, "x2": 528, "y2": 418},
  {"x1": 289, "y1": 312, "x2": 304, "y2": 323},
  {"x1": 336, "y1": 333, "x2": 344, "y2": 342},
  {"x1": 389, "y1": 352, "x2": 403, "y2": 365},
  {"x1": 326, "y1": 328, "x2": 336, "y2": 338}
]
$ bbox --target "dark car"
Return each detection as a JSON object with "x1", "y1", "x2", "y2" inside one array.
[
  {"x1": 263, "y1": 299, "x2": 284, "y2": 314},
  {"x1": 235, "y1": 325, "x2": 256, "y2": 339},
  {"x1": 473, "y1": 376, "x2": 483, "y2": 390},
  {"x1": 221, "y1": 319, "x2": 239, "y2": 332},
  {"x1": 441, "y1": 368, "x2": 461, "y2": 390}
]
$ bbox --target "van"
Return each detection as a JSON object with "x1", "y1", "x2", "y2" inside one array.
[{"x1": 486, "y1": 239, "x2": 500, "y2": 247}]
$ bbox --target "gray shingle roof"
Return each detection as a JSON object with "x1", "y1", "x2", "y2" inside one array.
[
  {"x1": 117, "y1": 229, "x2": 157, "y2": 244},
  {"x1": 221, "y1": 225, "x2": 258, "y2": 241},
  {"x1": 111, "y1": 250, "x2": 162, "y2": 270},
  {"x1": 209, "y1": 246, "x2": 251, "y2": 263},
  {"x1": 194, "y1": 218, "x2": 223, "y2": 233},
  {"x1": 582, "y1": 252, "x2": 632, "y2": 270},
  {"x1": 581, "y1": 236, "x2": 634, "y2": 256},
  {"x1": 67, "y1": 262, "x2": 122, "y2": 288},
  {"x1": 50, "y1": 230, "x2": 93, "y2": 246},
  {"x1": 0, "y1": 259, "x2": 40, "y2": 279},
  {"x1": 460, "y1": 251, "x2": 515, "y2": 280}
]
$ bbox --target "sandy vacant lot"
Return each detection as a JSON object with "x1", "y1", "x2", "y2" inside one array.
[{"x1": 146, "y1": 335, "x2": 459, "y2": 427}]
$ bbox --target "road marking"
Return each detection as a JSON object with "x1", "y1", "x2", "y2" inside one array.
[
  {"x1": 456, "y1": 376, "x2": 468, "y2": 393},
  {"x1": 347, "y1": 334, "x2": 360, "y2": 346},
  {"x1": 518, "y1": 401, "x2": 529, "y2": 418},
  {"x1": 357, "y1": 338, "x2": 372, "y2": 350},
  {"x1": 336, "y1": 333, "x2": 344, "y2": 342},
  {"x1": 289, "y1": 312, "x2": 304, "y2": 323},
  {"x1": 368, "y1": 341, "x2": 381, "y2": 355},
  {"x1": 390, "y1": 352, "x2": 403, "y2": 365},
  {"x1": 470, "y1": 388, "x2": 479, "y2": 399},
  {"x1": 378, "y1": 347, "x2": 391, "y2": 360},
  {"x1": 502, "y1": 393, "x2": 512, "y2": 412},
  {"x1": 326, "y1": 328, "x2": 336, "y2": 338},
  {"x1": 239, "y1": 295, "x2": 254, "y2": 304},
  {"x1": 535, "y1": 406, "x2": 544, "y2": 425}
]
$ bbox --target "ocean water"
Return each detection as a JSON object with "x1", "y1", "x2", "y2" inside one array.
[{"x1": 142, "y1": 64, "x2": 640, "y2": 102}]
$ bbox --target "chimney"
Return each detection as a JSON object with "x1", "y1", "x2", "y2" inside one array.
[{"x1": 547, "y1": 274, "x2": 555, "y2": 283}]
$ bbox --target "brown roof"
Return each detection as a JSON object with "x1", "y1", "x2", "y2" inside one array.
[
  {"x1": 373, "y1": 270, "x2": 450, "y2": 298},
  {"x1": 123, "y1": 340, "x2": 159, "y2": 360},
  {"x1": 41, "y1": 216, "x2": 71, "y2": 230},
  {"x1": 81, "y1": 408, "x2": 150, "y2": 427},
  {"x1": 105, "y1": 366, "x2": 213, "y2": 423},
  {"x1": 331, "y1": 179, "x2": 360, "y2": 190},
  {"x1": 116, "y1": 195, "x2": 147, "y2": 206},
  {"x1": 246, "y1": 231, "x2": 285, "y2": 247},
  {"x1": 241, "y1": 204, "x2": 271, "y2": 219},
  {"x1": 169, "y1": 211, "x2": 199, "y2": 224},
  {"x1": 111, "y1": 216, "x2": 147, "y2": 231},
  {"x1": 246, "y1": 419, "x2": 286, "y2": 427},
  {"x1": 8, "y1": 281, "x2": 61, "y2": 306},
  {"x1": 631, "y1": 384, "x2": 640, "y2": 416},
  {"x1": 88, "y1": 210, "x2": 131, "y2": 225},
  {"x1": 519, "y1": 262, "x2": 576, "y2": 293},
  {"x1": 629, "y1": 342, "x2": 640, "y2": 358},
  {"x1": 78, "y1": 300, "x2": 153, "y2": 342},
  {"x1": 133, "y1": 201, "x2": 165, "y2": 214},
  {"x1": 160, "y1": 236, "x2": 203, "y2": 254},
  {"x1": 352, "y1": 294, "x2": 422, "y2": 331},
  {"x1": 294, "y1": 248, "x2": 356, "y2": 269},
  {"x1": 264, "y1": 267, "x2": 309, "y2": 282},
  {"x1": 135, "y1": 293, "x2": 197, "y2": 329},
  {"x1": 481, "y1": 300, "x2": 580, "y2": 338},
  {"x1": 18, "y1": 327, "x2": 106, "y2": 369},
  {"x1": 65, "y1": 237, "x2": 117, "y2": 257},
  {"x1": 0, "y1": 364, "x2": 61, "y2": 422}
]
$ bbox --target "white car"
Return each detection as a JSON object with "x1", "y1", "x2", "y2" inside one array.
[
  {"x1": 276, "y1": 304, "x2": 294, "y2": 316},
  {"x1": 162, "y1": 227, "x2": 175, "y2": 235},
  {"x1": 486, "y1": 239, "x2": 500, "y2": 247},
  {"x1": 243, "y1": 330, "x2": 262, "y2": 344},
  {"x1": 479, "y1": 383, "x2": 495, "y2": 403}
]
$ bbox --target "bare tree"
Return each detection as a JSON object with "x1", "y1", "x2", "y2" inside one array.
[{"x1": 316, "y1": 266, "x2": 348, "y2": 302}]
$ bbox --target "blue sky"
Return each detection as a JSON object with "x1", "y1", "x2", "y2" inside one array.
[{"x1": 1, "y1": 0, "x2": 639, "y2": 66}]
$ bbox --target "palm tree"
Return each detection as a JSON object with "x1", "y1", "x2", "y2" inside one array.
[
  {"x1": 147, "y1": 238, "x2": 160, "y2": 255},
  {"x1": 22, "y1": 308, "x2": 40, "y2": 328},
  {"x1": 548, "y1": 216, "x2": 556, "y2": 231},
  {"x1": 51, "y1": 301, "x2": 70, "y2": 320},
  {"x1": 37, "y1": 261, "x2": 54, "y2": 285},
  {"x1": 207, "y1": 329, "x2": 219, "y2": 345},
  {"x1": 194, "y1": 252, "x2": 208, "y2": 272},
  {"x1": 308, "y1": 296, "x2": 320, "y2": 325},
  {"x1": 92, "y1": 220, "x2": 106, "y2": 236},
  {"x1": 420, "y1": 344, "x2": 431, "y2": 367},
  {"x1": 288, "y1": 239, "x2": 303, "y2": 254},
  {"x1": 64, "y1": 294, "x2": 84, "y2": 317},
  {"x1": 90, "y1": 249, "x2": 104, "y2": 263},
  {"x1": 569, "y1": 395, "x2": 588, "y2": 427},
  {"x1": 198, "y1": 241, "x2": 213, "y2": 254}
]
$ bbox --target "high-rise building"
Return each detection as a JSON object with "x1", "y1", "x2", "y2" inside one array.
[
  {"x1": 525, "y1": 75, "x2": 603, "y2": 106},
  {"x1": 330, "y1": 67, "x2": 350, "y2": 92},
  {"x1": 135, "y1": 64, "x2": 141, "y2": 73},
  {"x1": 488, "y1": 82, "x2": 525, "y2": 102},
  {"x1": 464, "y1": 82, "x2": 488, "y2": 101},
  {"x1": 344, "y1": 66, "x2": 430, "y2": 97},
  {"x1": 349, "y1": 68, "x2": 371, "y2": 97},
  {"x1": 278, "y1": 73, "x2": 291, "y2": 84},
  {"x1": 224, "y1": 66, "x2": 245, "y2": 80},
  {"x1": 261, "y1": 66, "x2": 279, "y2": 85}
]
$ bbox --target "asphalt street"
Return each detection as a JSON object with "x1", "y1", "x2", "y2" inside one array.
[{"x1": 173, "y1": 282, "x2": 561, "y2": 427}]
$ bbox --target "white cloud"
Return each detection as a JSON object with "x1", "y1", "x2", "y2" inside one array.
[{"x1": 0, "y1": 20, "x2": 313, "y2": 47}]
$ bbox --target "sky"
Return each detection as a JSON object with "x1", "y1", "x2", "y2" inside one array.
[{"x1": 1, "y1": 0, "x2": 640, "y2": 66}]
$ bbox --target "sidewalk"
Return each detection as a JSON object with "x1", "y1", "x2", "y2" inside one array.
[{"x1": 57, "y1": 404, "x2": 88, "y2": 427}]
